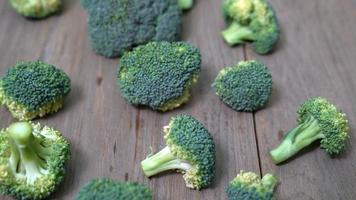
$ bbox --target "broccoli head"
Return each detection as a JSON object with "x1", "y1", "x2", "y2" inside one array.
[
  {"x1": 0, "y1": 121, "x2": 70, "y2": 200},
  {"x1": 222, "y1": 0, "x2": 279, "y2": 54},
  {"x1": 227, "y1": 171, "x2": 278, "y2": 200},
  {"x1": 177, "y1": 0, "x2": 194, "y2": 10},
  {"x1": 212, "y1": 60, "x2": 272, "y2": 112},
  {"x1": 141, "y1": 114, "x2": 215, "y2": 189},
  {"x1": 81, "y1": 0, "x2": 182, "y2": 58},
  {"x1": 75, "y1": 179, "x2": 152, "y2": 200},
  {"x1": 0, "y1": 61, "x2": 71, "y2": 120},
  {"x1": 9, "y1": 0, "x2": 61, "y2": 18},
  {"x1": 118, "y1": 42, "x2": 201, "y2": 112},
  {"x1": 270, "y1": 97, "x2": 349, "y2": 164}
]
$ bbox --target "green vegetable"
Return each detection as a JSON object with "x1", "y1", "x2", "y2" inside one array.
[
  {"x1": 9, "y1": 0, "x2": 61, "y2": 18},
  {"x1": 178, "y1": 0, "x2": 194, "y2": 10},
  {"x1": 227, "y1": 171, "x2": 278, "y2": 200},
  {"x1": 81, "y1": 0, "x2": 182, "y2": 58},
  {"x1": 270, "y1": 97, "x2": 349, "y2": 164},
  {"x1": 212, "y1": 60, "x2": 272, "y2": 112},
  {"x1": 75, "y1": 179, "x2": 152, "y2": 200},
  {"x1": 0, "y1": 121, "x2": 70, "y2": 200},
  {"x1": 141, "y1": 114, "x2": 215, "y2": 189},
  {"x1": 222, "y1": 0, "x2": 280, "y2": 54},
  {"x1": 118, "y1": 42, "x2": 201, "y2": 111},
  {"x1": 0, "y1": 61, "x2": 71, "y2": 120}
]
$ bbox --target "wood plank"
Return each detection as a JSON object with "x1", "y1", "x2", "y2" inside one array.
[
  {"x1": 0, "y1": 0, "x2": 261, "y2": 199},
  {"x1": 249, "y1": 0, "x2": 356, "y2": 199}
]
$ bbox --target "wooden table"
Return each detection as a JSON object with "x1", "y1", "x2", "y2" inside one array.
[{"x1": 0, "y1": 0, "x2": 355, "y2": 199}]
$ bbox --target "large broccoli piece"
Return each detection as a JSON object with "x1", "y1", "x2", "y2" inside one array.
[
  {"x1": 222, "y1": 0, "x2": 280, "y2": 54},
  {"x1": 227, "y1": 171, "x2": 278, "y2": 200},
  {"x1": 9, "y1": 0, "x2": 61, "y2": 18},
  {"x1": 0, "y1": 61, "x2": 71, "y2": 120},
  {"x1": 212, "y1": 60, "x2": 272, "y2": 112},
  {"x1": 81, "y1": 0, "x2": 182, "y2": 58},
  {"x1": 0, "y1": 122, "x2": 70, "y2": 200},
  {"x1": 270, "y1": 97, "x2": 349, "y2": 164},
  {"x1": 141, "y1": 114, "x2": 215, "y2": 190},
  {"x1": 75, "y1": 179, "x2": 152, "y2": 200},
  {"x1": 118, "y1": 42, "x2": 201, "y2": 112},
  {"x1": 177, "y1": 0, "x2": 194, "y2": 10}
]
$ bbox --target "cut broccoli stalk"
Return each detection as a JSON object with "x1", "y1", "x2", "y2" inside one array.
[
  {"x1": 270, "y1": 116, "x2": 322, "y2": 164},
  {"x1": 141, "y1": 146, "x2": 192, "y2": 177},
  {"x1": 177, "y1": 0, "x2": 194, "y2": 10},
  {"x1": 222, "y1": 22, "x2": 255, "y2": 45},
  {"x1": 261, "y1": 173, "x2": 278, "y2": 190},
  {"x1": 8, "y1": 122, "x2": 50, "y2": 184}
]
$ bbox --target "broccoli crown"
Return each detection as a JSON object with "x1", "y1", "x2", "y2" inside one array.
[
  {"x1": 10, "y1": 0, "x2": 61, "y2": 18},
  {"x1": 212, "y1": 60, "x2": 272, "y2": 112},
  {"x1": 0, "y1": 61, "x2": 71, "y2": 120},
  {"x1": 221, "y1": 0, "x2": 279, "y2": 54},
  {"x1": 270, "y1": 97, "x2": 349, "y2": 164},
  {"x1": 177, "y1": 0, "x2": 194, "y2": 10},
  {"x1": 81, "y1": 0, "x2": 182, "y2": 58},
  {"x1": 118, "y1": 42, "x2": 201, "y2": 111},
  {"x1": 75, "y1": 179, "x2": 152, "y2": 200},
  {"x1": 227, "y1": 171, "x2": 278, "y2": 200},
  {"x1": 0, "y1": 122, "x2": 70, "y2": 200},
  {"x1": 298, "y1": 97, "x2": 349, "y2": 154},
  {"x1": 141, "y1": 114, "x2": 215, "y2": 189}
]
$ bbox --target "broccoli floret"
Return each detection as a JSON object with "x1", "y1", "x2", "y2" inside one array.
[
  {"x1": 270, "y1": 97, "x2": 349, "y2": 164},
  {"x1": 75, "y1": 179, "x2": 152, "y2": 200},
  {"x1": 141, "y1": 114, "x2": 215, "y2": 190},
  {"x1": 212, "y1": 60, "x2": 272, "y2": 112},
  {"x1": 0, "y1": 121, "x2": 70, "y2": 200},
  {"x1": 9, "y1": 0, "x2": 61, "y2": 18},
  {"x1": 0, "y1": 61, "x2": 71, "y2": 120},
  {"x1": 221, "y1": 0, "x2": 280, "y2": 54},
  {"x1": 177, "y1": 0, "x2": 194, "y2": 10},
  {"x1": 81, "y1": 0, "x2": 182, "y2": 58},
  {"x1": 118, "y1": 42, "x2": 201, "y2": 112},
  {"x1": 227, "y1": 171, "x2": 278, "y2": 200}
]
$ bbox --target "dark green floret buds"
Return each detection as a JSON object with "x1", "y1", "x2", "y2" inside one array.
[
  {"x1": 212, "y1": 60, "x2": 272, "y2": 112},
  {"x1": 222, "y1": 0, "x2": 280, "y2": 54},
  {"x1": 270, "y1": 97, "x2": 349, "y2": 164},
  {"x1": 227, "y1": 171, "x2": 278, "y2": 200},
  {"x1": 118, "y1": 42, "x2": 201, "y2": 112},
  {"x1": 141, "y1": 114, "x2": 215, "y2": 190},
  {"x1": 81, "y1": 0, "x2": 182, "y2": 58},
  {"x1": 9, "y1": 0, "x2": 61, "y2": 18},
  {"x1": 0, "y1": 121, "x2": 70, "y2": 200},
  {"x1": 0, "y1": 61, "x2": 71, "y2": 120},
  {"x1": 75, "y1": 179, "x2": 152, "y2": 200}
]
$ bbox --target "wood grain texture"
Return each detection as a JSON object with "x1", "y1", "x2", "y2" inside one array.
[
  {"x1": 248, "y1": 0, "x2": 356, "y2": 199},
  {"x1": 0, "y1": 0, "x2": 261, "y2": 199}
]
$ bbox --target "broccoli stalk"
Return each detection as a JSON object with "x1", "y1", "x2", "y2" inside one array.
[
  {"x1": 270, "y1": 97, "x2": 349, "y2": 164},
  {"x1": 10, "y1": 0, "x2": 61, "y2": 18},
  {"x1": 177, "y1": 0, "x2": 194, "y2": 10},
  {"x1": 141, "y1": 146, "x2": 192, "y2": 177},
  {"x1": 221, "y1": 22, "x2": 255, "y2": 45}
]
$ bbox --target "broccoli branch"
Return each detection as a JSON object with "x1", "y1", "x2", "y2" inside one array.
[
  {"x1": 177, "y1": 0, "x2": 194, "y2": 10},
  {"x1": 261, "y1": 173, "x2": 278, "y2": 191},
  {"x1": 270, "y1": 116, "x2": 323, "y2": 164},
  {"x1": 141, "y1": 146, "x2": 192, "y2": 177},
  {"x1": 221, "y1": 22, "x2": 255, "y2": 45}
]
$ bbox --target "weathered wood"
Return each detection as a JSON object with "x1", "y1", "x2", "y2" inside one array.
[{"x1": 249, "y1": 0, "x2": 356, "y2": 199}]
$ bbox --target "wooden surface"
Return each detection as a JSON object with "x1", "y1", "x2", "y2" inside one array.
[{"x1": 0, "y1": 0, "x2": 355, "y2": 199}]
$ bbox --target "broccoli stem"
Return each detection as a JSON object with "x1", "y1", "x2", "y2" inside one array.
[
  {"x1": 270, "y1": 117, "x2": 324, "y2": 164},
  {"x1": 222, "y1": 22, "x2": 254, "y2": 45},
  {"x1": 261, "y1": 174, "x2": 278, "y2": 191},
  {"x1": 8, "y1": 122, "x2": 48, "y2": 184},
  {"x1": 177, "y1": 0, "x2": 193, "y2": 10},
  {"x1": 141, "y1": 146, "x2": 192, "y2": 177}
]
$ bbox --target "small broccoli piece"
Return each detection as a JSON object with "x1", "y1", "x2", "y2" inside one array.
[
  {"x1": 212, "y1": 60, "x2": 272, "y2": 112},
  {"x1": 9, "y1": 0, "x2": 61, "y2": 18},
  {"x1": 118, "y1": 42, "x2": 201, "y2": 112},
  {"x1": 75, "y1": 179, "x2": 152, "y2": 200},
  {"x1": 221, "y1": 0, "x2": 279, "y2": 54},
  {"x1": 141, "y1": 114, "x2": 215, "y2": 190},
  {"x1": 177, "y1": 0, "x2": 194, "y2": 10},
  {"x1": 0, "y1": 61, "x2": 71, "y2": 120},
  {"x1": 81, "y1": 0, "x2": 182, "y2": 58},
  {"x1": 227, "y1": 171, "x2": 278, "y2": 200},
  {"x1": 0, "y1": 121, "x2": 70, "y2": 200},
  {"x1": 270, "y1": 97, "x2": 349, "y2": 164}
]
